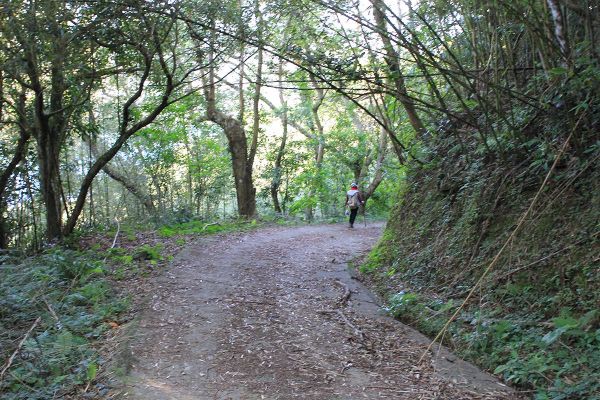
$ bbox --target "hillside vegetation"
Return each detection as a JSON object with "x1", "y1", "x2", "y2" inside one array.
[{"x1": 362, "y1": 131, "x2": 599, "y2": 398}]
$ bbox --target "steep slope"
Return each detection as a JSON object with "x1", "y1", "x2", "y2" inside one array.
[{"x1": 362, "y1": 134, "x2": 599, "y2": 398}]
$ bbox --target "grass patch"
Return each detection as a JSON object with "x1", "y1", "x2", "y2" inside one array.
[{"x1": 157, "y1": 219, "x2": 260, "y2": 238}]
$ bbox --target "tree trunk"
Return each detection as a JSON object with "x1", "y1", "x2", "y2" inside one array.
[
  {"x1": 99, "y1": 154, "x2": 156, "y2": 214},
  {"x1": 370, "y1": 0, "x2": 427, "y2": 138},
  {"x1": 205, "y1": 84, "x2": 256, "y2": 217},
  {"x1": 248, "y1": 0, "x2": 263, "y2": 169},
  {"x1": 303, "y1": 74, "x2": 327, "y2": 221},
  {"x1": 183, "y1": 136, "x2": 195, "y2": 209},
  {"x1": 213, "y1": 113, "x2": 257, "y2": 218},
  {"x1": 362, "y1": 128, "x2": 388, "y2": 204},
  {"x1": 36, "y1": 134, "x2": 63, "y2": 240},
  {"x1": 85, "y1": 116, "x2": 157, "y2": 216},
  {"x1": 29, "y1": 51, "x2": 67, "y2": 241},
  {"x1": 202, "y1": 37, "x2": 256, "y2": 218},
  {"x1": 19, "y1": 4, "x2": 70, "y2": 242},
  {"x1": 270, "y1": 61, "x2": 288, "y2": 214},
  {"x1": 546, "y1": 0, "x2": 571, "y2": 65},
  {"x1": 347, "y1": 105, "x2": 388, "y2": 206}
]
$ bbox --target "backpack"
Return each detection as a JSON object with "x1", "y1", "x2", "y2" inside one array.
[{"x1": 348, "y1": 191, "x2": 360, "y2": 209}]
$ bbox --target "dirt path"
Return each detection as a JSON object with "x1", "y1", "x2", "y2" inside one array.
[{"x1": 120, "y1": 223, "x2": 517, "y2": 399}]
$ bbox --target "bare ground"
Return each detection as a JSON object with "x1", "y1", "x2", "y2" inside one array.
[{"x1": 118, "y1": 223, "x2": 520, "y2": 400}]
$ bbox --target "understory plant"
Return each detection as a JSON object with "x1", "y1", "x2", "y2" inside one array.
[{"x1": 0, "y1": 249, "x2": 127, "y2": 399}]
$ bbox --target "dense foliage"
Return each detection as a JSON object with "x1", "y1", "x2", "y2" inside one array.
[
  {"x1": 354, "y1": 1, "x2": 600, "y2": 397},
  {"x1": 0, "y1": 218, "x2": 262, "y2": 399},
  {"x1": 0, "y1": 250, "x2": 127, "y2": 399},
  {"x1": 363, "y1": 142, "x2": 599, "y2": 398}
]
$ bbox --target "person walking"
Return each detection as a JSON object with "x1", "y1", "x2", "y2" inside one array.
[{"x1": 345, "y1": 182, "x2": 364, "y2": 228}]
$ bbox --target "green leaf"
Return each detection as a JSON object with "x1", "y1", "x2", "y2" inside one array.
[
  {"x1": 542, "y1": 326, "x2": 569, "y2": 345},
  {"x1": 494, "y1": 364, "x2": 510, "y2": 374},
  {"x1": 549, "y1": 67, "x2": 568, "y2": 76},
  {"x1": 578, "y1": 310, "x2": 598, "y2": 329},
  {"x1": 552, "y1": 315, "x2": 578, "y2": 329},
  {"x1": 464, "y1": 99, "x2": 478, "y2": 109},
  {"x1": 87, "y1": 362, "x2": 98, "y2": 381}
]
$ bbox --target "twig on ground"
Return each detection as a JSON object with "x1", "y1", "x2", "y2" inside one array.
[
  {"x1": 333, "y1": 279, "x2": 351, "y2": 307},
  {"x1": 318, "y1": 309, "x2": 366, "y2": 341},
  {"x1": 111, "y1": 218, "x2": 121, "y2": 249},
  {"x1": 43, "y1": 298, "x2": 63, "y2": 330},
  {"x1": 102, "y1": 218, "x2": 121, "y2": 265},
  {"x1": 202, "y1": 222, "x2": 221, "y2": 231},
  {"x1": 0, "y1": 317, "x2": 41, "y2": 383}
]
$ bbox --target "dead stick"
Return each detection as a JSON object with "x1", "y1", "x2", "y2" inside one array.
[
  {"x1": 318, "y1": 309, "x2": 365, "y2": 340},
  {"x1": 110, "y1": 218, "x2": 120, "y2": 249},
  {"x1": 43, "y1": 298, "x2": 62, "y2": 330},
  {"x1": 333, "y1": 279, "x2": 351, "y2": 306},
  {"x1": 202, "y1": 222, "x2": 221, "y2": 231},
  {"x1": 335, "y1": 309, "x2": 365, "y2": 341},
  {"x1": 0, "y1": 317, "x2": 41, "y2": 383},
  {"x1": 102, "y1": 218, "x2": 121, "y2": 264}
]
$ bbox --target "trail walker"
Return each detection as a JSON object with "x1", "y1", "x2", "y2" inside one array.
[{"x1": 345, "y1": 183, "x2": 364, "y2": 228}]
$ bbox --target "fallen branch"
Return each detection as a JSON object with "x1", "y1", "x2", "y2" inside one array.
[
  {"x1": 202, "y1": 222, "x2": 221, "y2": 231},
  {"x1": 318, "y1": 309, "x2": 366, "y2": 341},
  {"x1": 110, "y1": 218, "x2": 121, "y2": 249},
  {"x1": 333, "y1": 279, "x2": 351, "y2": 307},
  {"x1": 0, "y1": 317, "x2": 41, "y2": 383},
  {"x1": 102, "y1": 218, "x2": 121, "y2": 265},
  {"x1": 43, "y1": 298, "x2": 63, "y2": 330}
]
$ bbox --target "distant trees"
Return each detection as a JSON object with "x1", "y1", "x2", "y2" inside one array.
[
  {"x1": 13, "y1": 0, "x2": 595, "y2": 246},
  {"x1": 0, "y1": 0, "x2": 413, "y2": 247},
  {"x1": 1, "y1": 1, "x2": 200, "y2": 243}
]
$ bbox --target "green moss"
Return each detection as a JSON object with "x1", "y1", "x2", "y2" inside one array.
[{"x1": 360, "y1": 228, "x2": 398, "y2": 273}]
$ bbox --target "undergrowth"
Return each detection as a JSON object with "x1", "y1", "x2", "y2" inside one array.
[
  {"x1": 361, "y1": 138, "x2": 600, "y2": 399},
  {"x1": 156, "y1": 218, "x2": 259, "y2": 237},
  {"x1": 0, "y1": 249, "x2": 127, "y2": 399},
  {"x1": 0, "y1": 217, "x2": 264, "y2": 398}
]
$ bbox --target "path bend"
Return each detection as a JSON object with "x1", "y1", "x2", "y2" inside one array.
[{"x1": 122, "y1": 223, "x2": 516, "y2": 400}]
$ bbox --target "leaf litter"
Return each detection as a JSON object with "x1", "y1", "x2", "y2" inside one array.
[{"x1": 117, "y1": 223, "x2": 524, "y2": 399}]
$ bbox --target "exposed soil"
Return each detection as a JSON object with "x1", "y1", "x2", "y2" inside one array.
[{"x1": 118, "y1": 223, "x2": 520, "y2": 399}]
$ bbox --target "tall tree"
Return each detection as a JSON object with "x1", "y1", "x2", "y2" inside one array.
[
  {"x1": 370, "y1": 0, "x2": 427, "y2": 139},
  {"x1": 1, "y1": 0, "x2": 200, "y2": 239},
  {"x1": 201, "y1": 42, "x2": 258, "y2": 218},
  {"x1": 190, "y1": 0, "x2": 264, "y2": 218},
  {"x1": 270, "y1": 61, "x2": 289, "y2": 214}
]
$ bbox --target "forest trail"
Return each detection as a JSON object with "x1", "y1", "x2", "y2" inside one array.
[{"x1": 121, "y1": 223, "x2": 517, "y2": 399}]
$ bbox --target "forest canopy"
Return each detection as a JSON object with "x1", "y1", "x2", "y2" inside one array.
[{"x1": 1, "y1": 0, "x2": 597, "y2": 248}]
